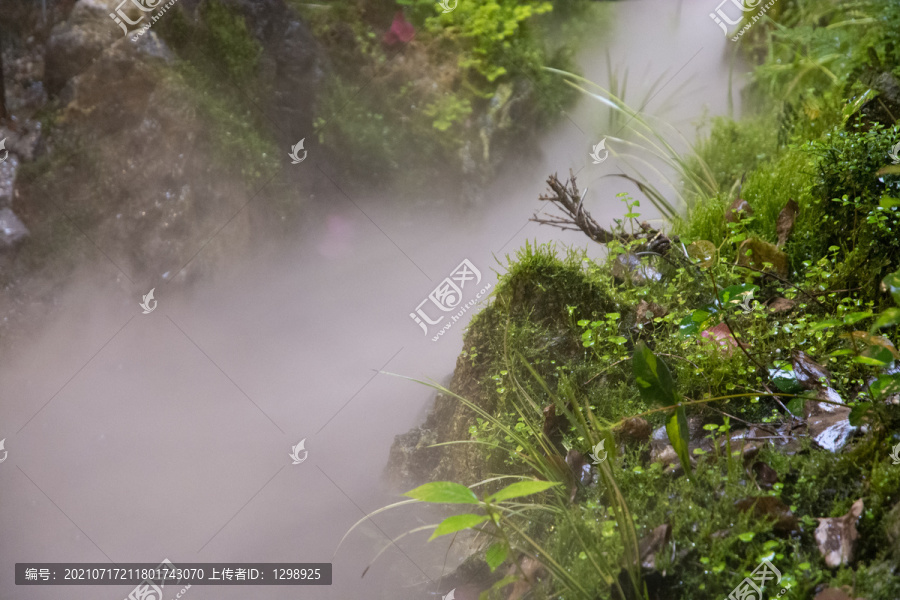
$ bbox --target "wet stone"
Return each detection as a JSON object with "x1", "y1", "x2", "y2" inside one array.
[{"x1": 0, "y1": 208, "x2": 29, "y2": 249}]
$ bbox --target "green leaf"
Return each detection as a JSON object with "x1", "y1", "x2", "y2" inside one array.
[
  {"x1": 719, "y1": 283, "x2": 758, "y2": 307},
  {"x1": 687, "y1": 240, "x2": 717, "y2": 268},
  {"x1": 666, "y1": 406, "x2": 692, "y2": 475},
  {"x1": 485, "y1": 541, "x2": 509, "y2": 572},
  {"x1": 632, "y1": 342, "x2": 680, "y2": 407},
  {"x1": 882, "y1": 270, "x2": 900, "y2": 305},
  {"x1": 810, "y1": 318, "x2": 843, "y2": 332},
  {"x1": 870, "y1": 373, "x2": 900, "y2": 400},
  {"x1": 486, "y1": 480, "x2": 559, "y2": 503},
  {"x1": 843, "y1": 311, "x2": 873, "y2": 325},
  {"x1": 404, "y1": 482, "x2": 479, "y2": 504},
  {"x1": 430, "y1": 514, "x2": 488, "y2": 540},
  {"x1": 879, "y1": 197, "x2": 900, "y2": 209},
  {"x1": 848, "y1": 403, "x2": 873, "y2": 427},
  {"x1": 769, "y1": 365, "x2": 803, "y2": 394},
  {"x1": 786, "y1": 396, "x2": 806, "y2": 416},
  {"x1": 872, "y1": 308, "x2": 900, "y2": 330}
]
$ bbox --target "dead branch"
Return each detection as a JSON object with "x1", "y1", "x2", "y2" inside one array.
[{"x1": 531, "y1": 171, "x2": 673, "y2": 257}]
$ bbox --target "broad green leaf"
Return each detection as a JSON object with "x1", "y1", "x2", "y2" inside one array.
[
  {"x1": 810, "y1": 318, "x2": 843, "y2": 332},
  {"x1": 786, "y1": 396, "x2": 806, "y2": 416},
  {"x1": 405, "y1": 482, "x2": 479, "y2": 504},
  {"x1": 769, "y1": 365, "x2": 803, "y2": 394},
  {"x1": 666, "y1": 406, "x2": 692, "y2": 475},
  {"x1": 632, "y1": 342, "x2": 680, "y2": 407},
  {"x1": 687, "y1": 240, "x2": 717, "y2": 268},
  {"x1": 872, "y1": 308, "x2": 900, "y2": 330},
  {"x1": 430, "y1": 514, "x2": 488, "y2": 540},
  {"x1": 843, "y1": 331, "x2": 900, "y2": 363},
  {"x1": 843, "y1": 311, "x2": 873, "y2": 325},
  {"x1": 848, "y1": 403, "x2": 873, "y2": 426},
  {"x1": 882, "y1": 270, "x2": 900, "y2": 305},
  {"x1": 880, "y1": 197, "x2": 900, "y2": 209},
  {"x1": 485, "y1": 542, "x2": 509, "y2": 572},
  {"x1": 486, "y1": 480, "x2": 559, "y2": 503},
  {"x1": 871, "y1": 373, "x2": 900, "y2": 400}
]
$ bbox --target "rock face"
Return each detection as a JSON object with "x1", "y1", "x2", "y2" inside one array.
[
  {"x1": 175, "y1": 0, "x2": 325, "y2": 146},
  {"x1": 44, "y1": 0, "x2": 121, "y2": 95}
]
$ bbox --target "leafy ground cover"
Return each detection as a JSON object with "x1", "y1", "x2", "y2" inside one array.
[{"x1": 385, "y1": 1, "x2": 900, "y2": 598}]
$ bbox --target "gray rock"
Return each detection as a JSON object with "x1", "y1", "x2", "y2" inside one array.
[
  {"x1": 0, "y1": 154, "x2": 18, "y2": 209},
  {"x1": 44, "y1": 0, "x2": 121, "y2": 95},
  {"x1": 0, "y1": 207, "x2": 29, "y2": 249}
]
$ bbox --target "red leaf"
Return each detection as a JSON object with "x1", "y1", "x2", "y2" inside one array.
[{"x1": 384, "y1": 11, "x2": 415, "y2": 45}]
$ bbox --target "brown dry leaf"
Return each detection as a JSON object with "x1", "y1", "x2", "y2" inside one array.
[
  {"x1": 768, "y1": 297, "x2": 798, "y2": 313},
  {"x1": 843, "y1": 331, "x2": 900, "y2": 360},
  {"x1": 815, "y1": 498, "x2": 864, "y2": 567},
  {"x1": 638, "y1": 524, "x2": 671, "y2": 569},
  {"x1": 701, "y1": 322, "x2": 739, "y2": 355},
  {"x1": 738, "y1": 237, "x2": 790, "y2": 278},
  {"x1": 636, "y1": 300, "x2": 667, "y2": 325},
  {"x1": 615, "y1": 416, "x2": 652, "y2": 445},
  {"x1": 687, "y1": 240, "x2": 717, "y2": 267},
  {"x1": 776, "y1": 199, "x2": 799, "y2": 247},
  {"x1": 564, "y1": 449, "x2": 593, "y2": 502},
  {"x1": 542, "y1": 404, "x2": 565, "y2": 454},
  {"x1": 725, "y1": 198, "x2": 753, "y2": 223}
]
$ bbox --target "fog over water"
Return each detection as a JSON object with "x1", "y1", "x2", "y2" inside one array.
[{"x1": 0, "y1": 1, "x2": 746, "y2": 598}]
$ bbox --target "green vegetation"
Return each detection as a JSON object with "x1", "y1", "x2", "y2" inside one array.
[
  {"x1": 294, "y1": 0, "x2": 600, "y2": 182},
  {"x1": 379, "y1": 0, "x2": 900, "y2": 598}
]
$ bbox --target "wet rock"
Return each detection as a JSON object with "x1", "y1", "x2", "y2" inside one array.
[
  {"x1": 0, "y1": 207, "x2": 30, "y2": 249},
  {"x1": 612, "y1": 253, "x2": 662, "y2": 286},
  {"x1": 0, "y1": 154, "x2": 17, "y2": 209},
  {"x1": 734, "y1": 496, "x2": 799, "y2": 535},
  {"x1": 45, "y1": 0, "x2": 121, "y2": 96},
  {"x1": 0, "y1": 121, "x2": 42, "y2": 163},
  {"x1": 751, "y1": 461, "x2": 779, "y2": 490},
  {"x1": 725, "y1": 197, "x2": 753, "y2": 223},
  {"x1": 737, "y1": 237, "x2": 789, "y2": 278},
  {"x1": 775, "y1": 199, "x2": 799, "y2": 248},
  {"x1": 806, "y1": 388, "x2": 855, "y2": 453},
  {"x1": 385, "y1": 425, "x2": 439, "y2": 490},
  {"x1": 884, "y1": 500, "x2": 900, "y2": 562},
  {"x1": 792, "y1": 351, "x2": 832, "y2": 389},
  {"x1": 815, "y1": 498, "x2": 864, "y2": 568},
  {"x1": 564, "y1": 449, "x2": 594, "y2": 502}
]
